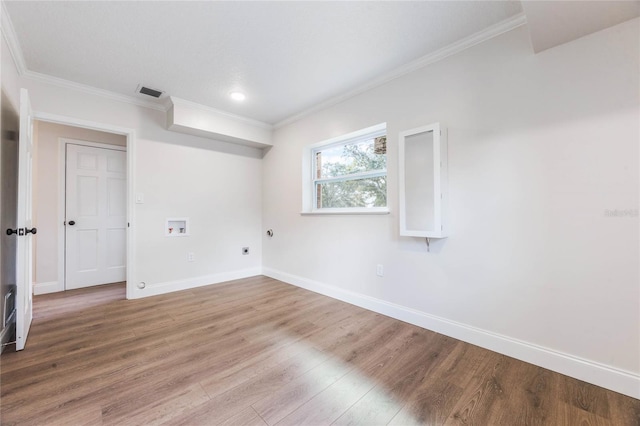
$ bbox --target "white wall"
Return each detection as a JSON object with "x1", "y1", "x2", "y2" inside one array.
[
  {"x1": 262, "y1": 19, "x2": 639, "y2": 396},
  {"x1": 33, "y1": 122, "x2": 126, "y2": 293},
  {"x1": 13, "y1": 63, "x2": 263, "y2": 299},
  {"x1": 134, "y1": 138, "x2": 262, "y2": 295}
]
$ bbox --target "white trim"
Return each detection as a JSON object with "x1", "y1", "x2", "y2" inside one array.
[
  {"x1": 34, "y1": 112, "x2": 137, "y2": 300},
  {"x1": 24, "y1": 70, "x2": 166, "y2": 111},
  {"x1": 398, "y1": 122, "x2": 448, "y2": 239},
  {"x1": 61, "y1": 138, "x2": 126, "y2": 152},
  {"x1": 1, "y1": 2, "x2": 27, "y2": 75},
  {"x1": 303, "y1": 123, "x2": 388, "y2": 214},
  {"x1": 300, "y1": 209, "x2": 389, "y2": 216},
  {"x1": 34, "y1": 281, "x2": 62, "y2": 295},
  {"x1": 307, "y1": 123, "x2": 387, "y2": 150},
  {"x1": 314, "y1": 170, "x2": 387, "y2": 185},
  {"x1": 130, "y1": 268, "x2": 262, "y2": 299},
  {"x1": 262, "y1": 267, "x2": 640, "y2": 399},
  {"x1": 274, "y1": 12, "x2": 527, "y2": 129},
  {"x1": 35, "y1": 112, "x2": 134, "y2": 136},
  {"x1": 125, "y1": 132, "x2": 136, "y2": 300}
]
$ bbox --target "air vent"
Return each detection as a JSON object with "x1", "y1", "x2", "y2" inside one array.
[{"x1": 136, "y1": 85, "x2": 163, "y2": 98}]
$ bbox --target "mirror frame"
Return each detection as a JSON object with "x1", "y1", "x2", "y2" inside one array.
[{"x1": 399, "y1": 122, "x2": 447, "y2": 238}]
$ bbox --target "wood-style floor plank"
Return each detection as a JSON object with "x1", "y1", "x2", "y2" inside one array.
[{"x1": 1, "y1": 276, "x2": 638, "y2": 426}]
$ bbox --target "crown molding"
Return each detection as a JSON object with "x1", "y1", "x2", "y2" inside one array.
[
  {"x1": 274, "y1": 12, "x2": 528, "y2": 129},
  {"x1": 22, "y1": 69, "x2": 168, "y2": 112},
  {"x1": 1, "y1": 1, "x2": 27, "y2": 75}
]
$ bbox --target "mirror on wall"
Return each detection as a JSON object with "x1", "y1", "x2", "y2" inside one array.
[{"x1": 399, "y1": 122, "x2": 447, "y2": 239}]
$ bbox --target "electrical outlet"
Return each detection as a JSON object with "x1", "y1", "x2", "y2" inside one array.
[
  {"x1": 242, "y1": 247, "x2": 249, "y2": 255},
  {"x1": 376, "y1": 264, "x2": 384, "y2": 277},
  {"x1": 187, "y1": 252, "x2": 195, "y2": 262}
]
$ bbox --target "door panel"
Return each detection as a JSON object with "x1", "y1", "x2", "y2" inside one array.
[
  {"x1": 107, "y1": 177, "x2": 126, "y2": 215},
  {"x1": 15, "y1": 88, "x2": 34, "y2": 351},
  {"x1": 65, "y1": 144, "x2": 126, "y2": 290},
  {"x1": 78, "y1": 176, "x2": 99, "y2": 216},
  {"x1": 77, "y1": 230, "x2": 98, "y2": 271},
  {"x1": 106, "y1": 229, "x2": 126, "y2": 268}
]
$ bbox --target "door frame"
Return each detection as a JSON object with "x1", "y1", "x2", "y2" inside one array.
[
  {"x1": 59, "y1": 139, "x2": 127, "y2": 291},
  {"x1": 34, "y1": 111, "x2": 137, "y2": 300}
]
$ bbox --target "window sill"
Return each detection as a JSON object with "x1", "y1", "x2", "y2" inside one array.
[{"x1": 301, "y1": 208, "x2": 390, "y2": 216}]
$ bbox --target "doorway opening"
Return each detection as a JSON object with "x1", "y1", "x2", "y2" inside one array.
[{"x1": 31, "y1": 113, "x2": 135, "y2": 301}]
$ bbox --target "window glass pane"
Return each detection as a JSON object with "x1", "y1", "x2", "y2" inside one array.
[
  {"x1": 317, "y1": 176, "x2": 387, "y2": 208},
  {"x1": 316, "y1": 138, "x2": 386, "y2": 179}
]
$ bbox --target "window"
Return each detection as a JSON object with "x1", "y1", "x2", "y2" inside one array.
[{"x1": 303, "y1": 123, "x2": 388, "y2": 214}]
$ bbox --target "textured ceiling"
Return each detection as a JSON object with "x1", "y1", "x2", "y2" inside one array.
[{"x1": 5, "y1": 1, "x2": 523, "y2": 124}]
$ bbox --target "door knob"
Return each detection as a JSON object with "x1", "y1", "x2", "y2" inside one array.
[
  {"x1": 6, "y1": 228, "x2": 18, "y2": 236},
  {"x1": 25, "y1": 228, "x2": 37, "y2": 235},
  {"x1": 68, "y1": 221, "x2": 76, "y2": 226}
]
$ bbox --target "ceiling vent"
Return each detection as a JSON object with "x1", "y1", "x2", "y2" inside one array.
[{"x1": 136, "y1": 84, "x2": 164, "y2": 98}]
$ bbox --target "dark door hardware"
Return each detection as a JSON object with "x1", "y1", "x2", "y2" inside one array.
[
  {"x1": 68, "y1": 221, "x2": 76, "y2": 226},
  {"x1": 6, "y1": 228, "x2": 37, "y2": 236}
]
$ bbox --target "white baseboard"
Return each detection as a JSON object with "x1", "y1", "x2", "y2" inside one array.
[
  {"x1": 34, "y1": 281, "x2": 63, "y2": 295},
  {"x1": 130, "y1": 267, "x2": 263, "y2": 299},
  {"x1": 263, "y1": 267, "x2": 640, "y2": 399}
]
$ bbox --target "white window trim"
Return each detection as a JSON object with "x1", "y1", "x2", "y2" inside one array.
[{"x1": 301, "y1": 122, "x2": 389, "y2": 215}]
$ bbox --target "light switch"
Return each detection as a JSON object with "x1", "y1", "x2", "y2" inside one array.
[{"x1": 135, "y1": 193, "x2": 144, "y2": 204}]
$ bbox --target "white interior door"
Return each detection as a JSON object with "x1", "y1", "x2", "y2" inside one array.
[
  {"x1": 65, "y1": 144, "x2": 126, "y2": 290},
  {"x1": 15, "y1": 88, "x2": 34, "y2": 351}
]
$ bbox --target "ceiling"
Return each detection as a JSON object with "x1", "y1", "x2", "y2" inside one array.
[
  {"x1": 3, "y1": 1, "x2": 523, "y2": 125},
  {"x1": 2, "y1": 1, "x2": 638, "y2": 127}
]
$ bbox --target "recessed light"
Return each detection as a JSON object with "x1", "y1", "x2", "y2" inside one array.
[{"x1": 229, "y1": 91, "x2": 246, "y2": 101}]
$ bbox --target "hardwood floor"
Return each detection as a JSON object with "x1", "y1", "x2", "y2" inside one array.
[{"x1": 1, "y1": 276, "x2": 638, "y2": 425}]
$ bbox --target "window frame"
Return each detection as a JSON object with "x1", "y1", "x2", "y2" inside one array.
[{"x1": 302, "y1": 123, "x2": 389, "y2": 215}]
